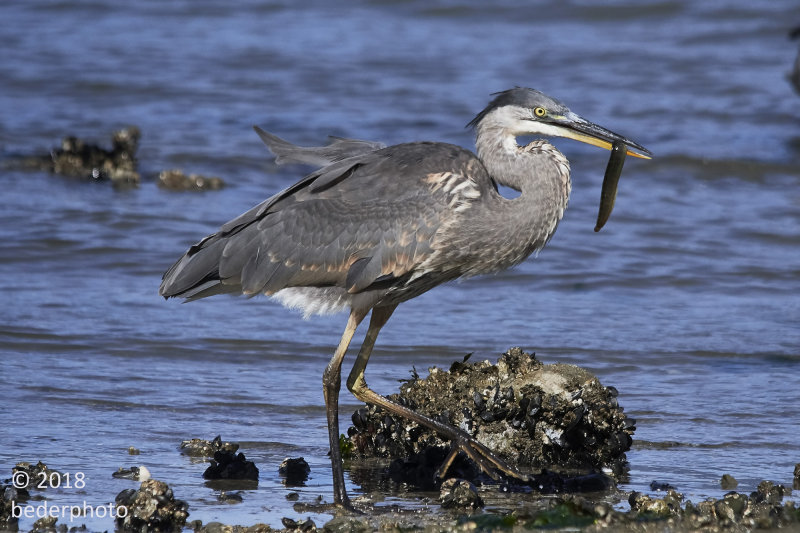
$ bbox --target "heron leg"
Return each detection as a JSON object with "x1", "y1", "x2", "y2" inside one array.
[
  {"x1": 323, "y1": 308, "x2": 367, "y2": 508},
  {"x1": 345, "y1": 305, "x2": 530, "y2": 485}
]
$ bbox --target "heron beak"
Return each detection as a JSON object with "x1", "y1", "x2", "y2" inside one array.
[{"x1": 553, "y1": 113, "x2": 652, "y2": 159}]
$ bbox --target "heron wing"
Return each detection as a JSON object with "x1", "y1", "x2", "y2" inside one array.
[
  {"x1": 253, "y1": 126, "x2": 386, "y2": 167},
  {"x1": 159, "y1": 142, "x2": 488, "y2": 300}
]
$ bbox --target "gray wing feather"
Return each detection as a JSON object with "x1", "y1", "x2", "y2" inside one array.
[
  {"x1": 159, "y1": 141, "x2": 488, "y2": 301},
  {"x1": 253, "y1": 126, "x2": 385, "y2": 167}
]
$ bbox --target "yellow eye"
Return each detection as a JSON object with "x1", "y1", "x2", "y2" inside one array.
[{"x1": 534, "y1": 107, "x2": 547, "y2": 118}]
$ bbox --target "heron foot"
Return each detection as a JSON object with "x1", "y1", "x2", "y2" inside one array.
[{"x1": 435, "y1": 434, "x2": 531, "y2": 485}]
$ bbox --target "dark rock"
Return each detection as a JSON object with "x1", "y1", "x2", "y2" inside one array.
[
  {"x1": 157, "y1": 169, "x2": 225, "y2": 191},
  {"x1": 439, "y1": 478, "x2": 483, "y2": 509},
  {"x1": 281, "y1": 517, "x2": 316, "y2": 531},
  {"x1": 14, "y1": 127, "x2": 141, "y2": 185},
  {"x1": 720, "y1": 473, "x2": 738, "y2": 489},
  {"x1": 31, "y1": 515, "x2": 57, "y2": 532},
  {"x1": 752, "y1": 480, "x2": 786, "y2": 505},
  {"x1": 345, "y1": 348, "x2": 634, "y2": 486},
  {"x1": 11, "y1": 461, "x2": 61, "y2": 490},
  {"x1": 649, "y1": 480, "x2": 677, "y2": 491},
  {"x1": 278, "y1": 458, "x2": 310, "y2": 486},
  {"x1": 714, "y1": 491, "x2": 747, "y2": 523},
  {"x1": 386, "y1": 446, "x2": 479, "y2": 490},
  {"x1": 115, "y1": 479, "x2": 189, "y2": 531},
  {"x1": 1, "y1": 482, "x2": 29, "y2": 530},
  {"x1": 217, "y1": 490, "x2": 244, "y2": 503},
  {"x1": 322, "y1": 515, "x2": 371, "y2": 533},
  {"x1": 203, "y1": 451, "x2": 259, "y2": 482},
  {"x1": 198, "y1": 522, "x2": 226, "y2": 533},
  {"x1": 628, "y1": 491, "x2": 674, "y2": 517},
  {"x1": 194, "y1": 521, "x2": 276, "y2": 533},
  {"x1": 180, "y1": 435, "x2": 239, "y2": 457},
  {"x1": 128, "y1": 447, "x2": 140, "y2": 456},
  {"x1": 794, "y1": 462, "x2": 800, "y2": 490}
]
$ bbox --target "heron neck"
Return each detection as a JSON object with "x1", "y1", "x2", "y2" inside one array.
[
  {"x1": 475, "y1": 126, "x2": 571, "y2": 206},
  {"x1": 471, "y1": 127, "x2": 572, "y2": 267}
]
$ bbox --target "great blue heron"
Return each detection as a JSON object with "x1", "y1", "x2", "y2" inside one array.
[{"x1": 159, "y1": 87, "x2": 651, "y2": 508}]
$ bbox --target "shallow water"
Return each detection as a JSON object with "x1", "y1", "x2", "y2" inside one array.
[{"x1": 1, "y1": 0, "x2": 799, "y2": 530}]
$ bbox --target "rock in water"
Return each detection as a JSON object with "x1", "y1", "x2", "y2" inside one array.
[
  {"x1": 203, "y1": 451, "x2": 259, "y2": 482},
  {"x1": 157, "y1": 169, "x2": 225, "y2": 191},
  {"x1": 180, "y1": 435, "x2": 239, "y2": 457},
  {"x1": 115, "y1": 479, "x2": 189, "y2": 531},
  {"x1": 439, "y1": 478, "x2": 483, "y2": 509},
  {"x1": 346, "y1": 348, "x2": 634, "y2": 483},
  {"x1": 19, "y1": 127, "x2": 142, "y2": 185},
  {"x1": 278, "y1": 457, "x2": 310, "y2": 486}
]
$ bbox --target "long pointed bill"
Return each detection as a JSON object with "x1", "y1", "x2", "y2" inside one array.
[
  {"x1": 554, "y1": 113, "x2": 652, "y2": 159},
  {"x1": 543, "y1": 112, "x2": 652, "y2": 231}
]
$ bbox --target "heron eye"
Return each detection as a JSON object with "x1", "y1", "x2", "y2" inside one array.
[{"x1": 534, "y1": 107, "x2": 547, "y2": 118}]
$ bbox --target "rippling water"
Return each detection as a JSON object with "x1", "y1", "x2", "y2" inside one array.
[{"x1": 1, "y1": 1, "x2": 799, "y2": 530}]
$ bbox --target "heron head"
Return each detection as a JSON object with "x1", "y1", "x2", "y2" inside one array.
[{"x1": 468, "y1": 87, "x2": 652, "y2": 159}]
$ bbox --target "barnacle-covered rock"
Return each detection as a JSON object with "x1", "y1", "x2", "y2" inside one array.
[
  {"x1": 115, "y1": 479, "x2": 189, "y2": 531},
  {"x1": 11, "y1": 461, "x2": 61, "y2": 490},
  {"x1": 13, "y1": 127, "x2": 141, "y2": 185},
  {"x1": 439, "y1": 478, "x2": 483, "y2": 509},
  {"x1": 1, "y1": 482, "x2": 29, "y2": 531},
  {"x1": 180, "y1": 435, "x2": 239, "y2": 458},
  {"x1": 346, "y1": 348, "x2": 634, "y2": 485}
]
